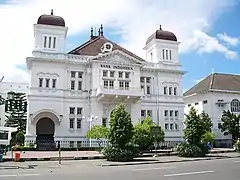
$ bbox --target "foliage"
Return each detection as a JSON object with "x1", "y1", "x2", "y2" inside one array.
[
  {"x1": 107, "y1": 104, "x2": 133, "y2": 147},
  {"x1": 176, "y1": 141, "x2": 209, "y2": 157},
  {"x1": 200, "y1": 111, "x2": 213, "y2": 132},
  {"x1": 15, "y1": 131, "x2": 25, "y2": 146},
  {"x1": 133, "y1": 117, "x2": 164, "y2": 150},
  {"x1": 177, "y1": 106, "x2": 212, "y2": 157},
  {"x1": 103, "y1": 104, "x2": 138, "y2": 161},
  {"x1": 219, "y1": 110, "x2": 240, "y2": 142},
  {"x1": 86, "y1": 125, "x2": 109, "y2": 148},
  {"x1": 4, "y1": 92, "x2": 27, "y2": 134},
  {"x1": 202, "y1": 131, "x2": 215, "y2": 143},
  {"x1": 86, "y1": 125, "x2": 109, "y2": 140}
]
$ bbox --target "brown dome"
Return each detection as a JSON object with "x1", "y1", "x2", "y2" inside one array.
[
  {"x1": 37, "y1": 10, "x2": 65, "y2": 27},
  {"x1": 146, "y1": 25, "x2": 177, "y2": 44}
]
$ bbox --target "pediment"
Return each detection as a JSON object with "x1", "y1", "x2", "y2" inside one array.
[{"x1": 92, "y1": 50, "x2": 144, "y2": 66}]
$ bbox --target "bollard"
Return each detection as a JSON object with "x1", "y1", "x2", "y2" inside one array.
[{"x1": 57, "y1": 141, "x2": 61, "y2": 164}]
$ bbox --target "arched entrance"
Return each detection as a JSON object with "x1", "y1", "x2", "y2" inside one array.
[{"x1": 36, "y1": 118, "x2": 55, "y2": 150}]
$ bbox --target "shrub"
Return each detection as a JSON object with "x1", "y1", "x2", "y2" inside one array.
[
  {"x1": 235, "y1": 139, "x2": 240, "y2": 152},
  {"x1": 176, "y1": 141, "x2": 209, "y2": 157}
]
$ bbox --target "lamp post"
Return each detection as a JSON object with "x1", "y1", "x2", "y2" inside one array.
[{"x1": 83, "y1": 115, "x2": 98, "y2": 147}]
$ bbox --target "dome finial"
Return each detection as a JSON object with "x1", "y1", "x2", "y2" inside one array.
[
  {"x1": 100, "y1": 24, "x2": 103, "y2": 36},
  {"x1": 159, "y1": 25, "x2": 162, "y2": 30},
  {"x1": 51, "y1": 9, "x2": 53, "y2": 15},
  {"x1": 90, "y1": 27, "x2": 93, "y2": 38}
]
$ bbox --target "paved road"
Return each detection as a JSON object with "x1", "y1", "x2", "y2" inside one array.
[{"x1": 0, "y1": 157, "x2": 239, "y2": 179}]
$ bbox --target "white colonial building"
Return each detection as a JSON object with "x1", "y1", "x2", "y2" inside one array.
[
  {"x1": 184, "y1": 72, "x2": 240, "y2": 147},
  {"x1": 25, "y1": 10, "x2": 185, "y2": 148}
]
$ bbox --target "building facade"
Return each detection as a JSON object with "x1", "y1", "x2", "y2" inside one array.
[
  {"x1": 184, "y1": 72, "x2": 240, "y2": 147},
  {"x1": 25, "y1": 11, "x2": 185, "y2": 148}
]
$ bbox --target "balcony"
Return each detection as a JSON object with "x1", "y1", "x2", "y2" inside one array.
[{"x1": 96, "y1": 86, "x2": 144, "y2": 102}]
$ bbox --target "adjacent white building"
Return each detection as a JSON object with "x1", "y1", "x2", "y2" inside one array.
[
  {"x1": 184, "y1": 72, "x2": 240, "y2": 147},
  {"x1": 25, "y1": 10, "x2": 185, "y2": 148},
  {"x1": 0, "y1": 81, "x2": 28, "y2": 145}
]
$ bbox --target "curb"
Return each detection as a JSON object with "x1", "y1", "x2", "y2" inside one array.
[
  {"x1": 2, "y1": 156, "x2": 105, "y2": 162},
  {"x1": 100, "y1": 155, "x2": 240, "y2": 167},
  {"x1": 2, "y1": 150, "x2": 236, "y2": 162}
]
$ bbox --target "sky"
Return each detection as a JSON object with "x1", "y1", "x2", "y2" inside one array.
[{"x1": 0, "y1": 0, "x2": 240, "y2": 92}]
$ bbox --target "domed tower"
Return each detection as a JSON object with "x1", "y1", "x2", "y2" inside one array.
[
  {"x1": 143, "y1": 25, "x2": 180, "y2": 64},
  {"x1": 33, "y1": 10, "x2": 68, "y2": 55}
]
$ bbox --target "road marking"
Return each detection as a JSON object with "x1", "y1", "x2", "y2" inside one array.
[
  {"x1": 234, "y1": 161, "x2": 240, "y2": 163},
  {"x1": 132, "y1": 166, "x2": 177, "y2": 171},
  {"x1": 164, "y1": 170, "x2": 214, "y2": 177},
  {"x1": 0, "y1": 174, "x2": 41, "y2": 178}
]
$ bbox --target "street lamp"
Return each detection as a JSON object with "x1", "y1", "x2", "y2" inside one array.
[{"x1": 83, "y1": 115, "x2": 98, "y2": 147}]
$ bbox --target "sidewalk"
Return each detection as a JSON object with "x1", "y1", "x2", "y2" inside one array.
[{"x1": 2, "y1": 148, "x2": 236, "y2": 162}]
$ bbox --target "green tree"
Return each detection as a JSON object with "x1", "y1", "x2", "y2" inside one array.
[
  {"x1": 200, "y1": 111, "x2": 212, "y2": 132},
  {"x1": 103, "y1": 104, "x2": 138, "y2": 161},
  {"x1": 133, "y1": 117, "x2": 164, "y2": 150},
  {"x1": 176, "y1": 106, "x2": 210, "y2": 157},
  {"x1": 202, "y1": 131, "x2": 215, "y2": 144},
  {"x1": 220, "y1": 110, "x2": 240, "y2": 142},
  {"x1": 15, "y1": 131, "x2": 25, "y2": 146},
  {"x1": 4, "y1": 92, "x2": 27, "y2": 134},
  {"x1": 86, "y1": 125, "x2": 109, "y2": 148}
]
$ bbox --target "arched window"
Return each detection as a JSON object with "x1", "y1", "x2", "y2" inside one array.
[{"x1": 230, "y1": 99, "x2": 240, "y2": 112}]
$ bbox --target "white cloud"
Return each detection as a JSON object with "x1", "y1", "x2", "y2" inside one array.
[
  {"x1": 183, "y1": 30, "x2": 238, "y2": 59},
  {"x1": 217, "y1": 33, "x2": 240, "y2": 47},
  {"x1": 0, "y1": 0, "x2": 238, "y2": 82}
]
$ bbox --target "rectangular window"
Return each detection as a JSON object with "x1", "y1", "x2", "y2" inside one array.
[
  {"x1": 140, "y1": 85, "x2": 144, "y2": 90},
  {"x1": 103, "y1": 80, "x2": 108, "y2": 88},
  {"x1": 195, "y1": 102, "x2": 199, "y2": 105},
  {"x1": 125, "y1": 72, "x2": 130, "y2": 78},
  {"x1": 45, "y1": 78, "x2": 50, "y2": 88},
  {"x1": 170, "y1": 110, "x2": 173, "y2": 117},
  {"x1": 102, "y1": 118, "x2": 107, "y2": 127},
  {"x1": 173, "y1": 87, "x2": 177, "y2": 95},
  {"x1": 39, "y1": 78, "x2": 43, "y2": 87},
  {"x1": 164, "y1": 87, "x2": 167, "y2": 95},
  {"x1": 71, "y1": 71, "x2": 76, "y2": 78},
  {"x1": 71, "y1": 80, "x2": 75, "y2": 90},
  {"x1": 164, "y1": 110, "x2": 168, "y2": 117},
  {"x1": 44, "y1": 36, "x2": 47, "y2": 48},
  {"x1": 69, "y1": 118, "x2": 74, "y2": 129},
  {"x1": 170, "y1": 123, "x2": 173, "y2": 130},
  {"x1": 169, "y1": 50, "x2": 172, "y2": 60},
  {"x1": 109, "y1": 81, "x2": 114, "y2": 89},
  {"x1": 175, "y1": 110, "x2": 178, "y2": 117},
  {"x1": 110, "y1": 71, "x2": 115, "y2": 78},
  {"x1": 52, "y1": 79, "x2": 56, "y2": 88},
  {"x1": 203, "y1": 100, "x2": 208, "y2": 104},
  {"x1": 78, "y1": 72, "x2": 83, "y2": 78},
  {"x1": 78, "y1": 81, "x2": 82, "y2": 90},
  {"x1": 175, "y1": 123, "x2": 178, "y2": 131},
  {"x1": 140, "y1": 77, "x2": 145, "y2": 83},
  {"x1": 146, "y1": 86, "x2": 151, "y2": 94},
  {"x1": 141, "y1": 110, "x2": 146, "y2": 117},
  {"x1": 77, "y1": 118, "x2": 82, "y2": 129},
  {"x1": 162, "y1": 49, "x2": 165, "y2": 60},
  {"x1": 165, "y1": 123, "x2": 168, "y2": 130},
  {"x1": 53, "y1": 37, "x2": 56, "y2": 48},
  {"x1": 166, "y1": 50, "x2": 168, "y2": 60},
  {"x1": 69, "y1": 107, "x2": 75, "y2": 114},
  {"x1": 125, "y1": 81, "x2": 129, "y2": 90},
  {"x1": 169, "y1": 87, "x2": 172, "y2": 95},
  {"x1": 119, "y1": 81, "x2": 124, "y2": 89},
  {"x1": 146, "y1": 77, "x2": 151, "y2": 83},
  {"x1": 103, "y1": 70, "x2": 108, "y2": 77},
  {"x1": 77, "y1": 107, "x2": 82, "y2": 115},
  {"x1": 118, "y1": 72, "x2": 123, "y2": 78},
  {"x1": 147, "y1": 110, "x2": 152, "y2": 117},
  {"x1": 69, "y1": 141, "x2": 74, "y2": 148},
  {"x1": 48, "y1": 37, "x2": 52, "y2": 48}
]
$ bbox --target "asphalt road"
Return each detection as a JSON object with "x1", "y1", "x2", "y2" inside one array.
[{"x1": 0, "y1": 157, "x2": 239, "y2": 180}]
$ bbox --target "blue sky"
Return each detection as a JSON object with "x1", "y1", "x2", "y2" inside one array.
[{"x1": 0, "y1": 0, "x2": 239, "y2": 92}]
